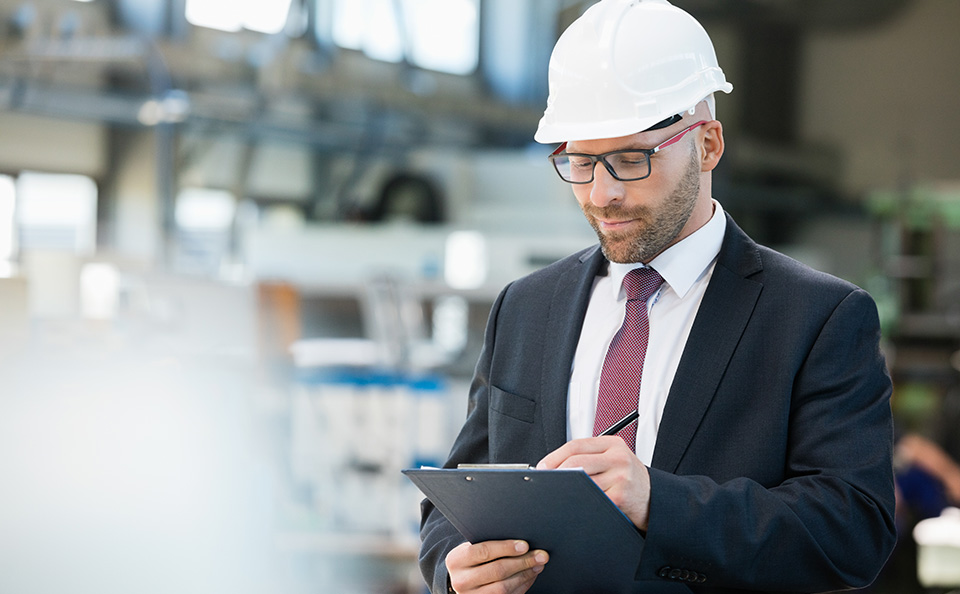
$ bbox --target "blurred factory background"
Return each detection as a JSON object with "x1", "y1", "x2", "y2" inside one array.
[{"x1": 1, "y1": 0, "x2": 959, "y2": 593}]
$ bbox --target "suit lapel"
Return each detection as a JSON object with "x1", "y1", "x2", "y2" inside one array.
[
  {"x1": 651, "y1": 215, "x2": 764, "y2": 473},
  {"x1": 539, "y1": 246, "x2": 606, "y2": 453}
]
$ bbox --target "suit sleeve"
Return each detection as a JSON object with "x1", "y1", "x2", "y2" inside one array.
[
  {"x1": 418, "y1": 285, "x2": 508, "y2": 594},
  {"x1": 639, "y1": 288, "x2": 897, "y2": 591}
]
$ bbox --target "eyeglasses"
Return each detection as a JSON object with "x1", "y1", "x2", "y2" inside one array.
[{"x1": 548, "y1": 120, "x2": 708, "y2": 184}]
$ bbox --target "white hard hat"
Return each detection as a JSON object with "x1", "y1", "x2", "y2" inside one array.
[{"x1": 535, "y1": 0, "x2": 733, "y2": 144}]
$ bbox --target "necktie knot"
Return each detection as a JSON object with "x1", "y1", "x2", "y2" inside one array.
[{"x1": 623, "y1": 267, "x2": 663, "y2": 303}]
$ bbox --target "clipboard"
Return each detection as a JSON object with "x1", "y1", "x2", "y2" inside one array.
[{"x1": 403, "y1": 467, "x2": 644, "y2": 594}]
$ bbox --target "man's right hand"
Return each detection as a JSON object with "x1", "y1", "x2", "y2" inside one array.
[{"x1": 445, "y1": 539, "x2": 549, "y2": 594}]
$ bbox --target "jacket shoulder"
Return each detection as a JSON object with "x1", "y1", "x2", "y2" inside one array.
[
  {"x1": 504, "y1": 244, "x2": 600, "y2": 292},
  {"x1": 720, "y1": 214, "x2": 862, "y2": 298},
  {"x1": 753, "y1": 243, "x2": 862, "y2": 298}
]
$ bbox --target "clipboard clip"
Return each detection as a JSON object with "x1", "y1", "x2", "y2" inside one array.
[{"x1": 457, "y1": 463, "x2": 535, "y2": 470}]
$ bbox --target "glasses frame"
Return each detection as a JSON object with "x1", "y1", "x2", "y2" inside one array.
[{"x1": 548, "y1": 120, "x2": 709, "y2": 184}]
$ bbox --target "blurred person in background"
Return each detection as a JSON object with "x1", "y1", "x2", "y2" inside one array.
[{"x1": 867, "y1": 431, "x2": 960, "y2": 593}]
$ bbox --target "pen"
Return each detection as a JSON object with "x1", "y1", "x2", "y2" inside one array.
[{"x1": 599, "y1": 410, "x2": 639, "y2": 436}]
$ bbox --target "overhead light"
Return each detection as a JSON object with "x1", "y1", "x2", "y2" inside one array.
[
  {"x1": 175, "y1": 188, "x2": 236, "y2": 231},
  {"x1": 243, "y1": 0, "x2": 294, "y2": 34},
  {"x1": 185, "y1": 0, "x2": 293, "y2": 35},
  {"x1": 332, "y1": 0, "x2": 479, "y2": 74},
  {"x1": 185, "y1": 0, "x2": 242, "y2": 32}
]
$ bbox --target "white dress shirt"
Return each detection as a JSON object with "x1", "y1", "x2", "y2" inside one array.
[{"x1": 567, "y1": 200, "x2": 727, "y2": 466}]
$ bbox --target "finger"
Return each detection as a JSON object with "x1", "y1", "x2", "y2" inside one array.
[
  {"x1": 536, "y1": 436, "x2": 621, "y2": 469},
  {"x1": 579, "y1": 443, "x2": 640, "y2": 473},
  {"x1": 455, "y1": 565, "x2": 540, "y2": 594},
  {"x1": 554, "y1": 453, "x2": 615, "y2": 474},
  {"x1": 470, "y1": 550, "x2": 549, "y2": 587},
  {"x1": 450, "y1": 550, "x2": 549, "y2": 593},
  {"x1": 494, "y1": 561, "x2": 546, "y2": 594},
  {"x1": 540, "y1": 437, "x2": 635, "y2": 473},
  {"x1": 447, "y1": 540, "x2": 529, "y2": 571},
  {"x1": 536, "y1": 440, "x2": 588, "y2": 470}
]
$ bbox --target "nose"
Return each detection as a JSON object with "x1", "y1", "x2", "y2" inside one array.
[{"x1": 588, "y1": 161, "x2": 624, "y2": 207}]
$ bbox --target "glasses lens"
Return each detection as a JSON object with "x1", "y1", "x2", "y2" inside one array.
[
  {"x1": 552, "y1": 155, "x2": 594, "y2": 183},
  {"x1": 552, "y1": 151, "x2": 652, "y2": 183},
  {"x1": 605, "y1": 152, "x2": 650, "y2": 181}
]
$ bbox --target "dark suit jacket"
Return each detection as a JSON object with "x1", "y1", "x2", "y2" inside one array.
[{"x1": 420, "y1": 214, "x2": 897, "y2": 593}]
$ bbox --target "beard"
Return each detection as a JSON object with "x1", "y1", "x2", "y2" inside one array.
[{"x1": 582, "y1": 147, "x2": 701, "y2": 264}]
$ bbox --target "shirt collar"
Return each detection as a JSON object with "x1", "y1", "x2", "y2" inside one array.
[{"x1": 608, "y1": 200, "x2": 727, "y2": 301}]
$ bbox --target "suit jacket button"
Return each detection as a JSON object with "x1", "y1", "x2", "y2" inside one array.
[
  {"x1": 680, "y1": 570, "x2": 692, "y2": 581},
  {"x1": 658, "y1": 567, "x2": 672, "y2": 578},
  {"x1": 697, "y1": 573, "x2": 708, "y2": 583},
  {"x1": 668, "y1": 569, "x2": 682, "y2": 580}
]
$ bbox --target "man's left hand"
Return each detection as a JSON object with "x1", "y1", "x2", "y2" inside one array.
[{"x1": 536, "y1": 436, "x2": 651, "y2": 531}]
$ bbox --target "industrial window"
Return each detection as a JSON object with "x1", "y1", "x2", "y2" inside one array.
[
  {"x1": 331, "y1": 0, "x2": 479, "y2": 75},
  {"x1": 185, "y1": 0, "x2": 294, "y2": 34},
  {"x1": 173, "y1": 188, "x2": 236, "y2": 274},
  {"x1": 175, "y1": 187, "x2": 236, "y2": 231},
  {"x1": 16, "y1": 172, "x2": 98, "y2": 255},
  {"x1": 0, "y1": 174, "x2": 15, "y2": 267}
]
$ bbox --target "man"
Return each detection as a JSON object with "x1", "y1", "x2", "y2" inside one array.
[{"x1": 419, "y1": 1, "x2": 896, "y2": 592}]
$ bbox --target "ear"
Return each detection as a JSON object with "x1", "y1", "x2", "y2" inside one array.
[{"x1": 699, "y1": 120, "x2": 724, "y2": 172}]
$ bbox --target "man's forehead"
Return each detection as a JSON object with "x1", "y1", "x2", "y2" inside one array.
[
  {"x1": 566, "y1": 112, "x2": 695, "y2": 152},
  {"x1": 566, "y1": 135, "x2": 642, "y2": 153},
  {"x1": 567, "y1": 129, "x2": 661, "y2": 153}
]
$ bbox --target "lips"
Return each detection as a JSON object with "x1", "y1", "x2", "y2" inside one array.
[
  {"x1": 582, "y1": 204, "x2": 649, "y2": 237},
  {"x1": 596, "y1": 218, "x2": 638, "y2": 231}
]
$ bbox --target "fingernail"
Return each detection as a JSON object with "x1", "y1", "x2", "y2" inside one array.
[
  {"x1": 535, "y1": 552, "x2": 548, "y2": 564},
  {"x1": 533, "y1": 564, "x2": 544, "y2": 574},
  {"x1": 514, "y1": 540, "x2": 528, "y2": 553}
]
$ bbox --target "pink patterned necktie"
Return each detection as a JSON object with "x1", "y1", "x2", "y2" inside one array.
[{"x1": 593, "y1": 267, "x2": 664, "y2": 451}]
